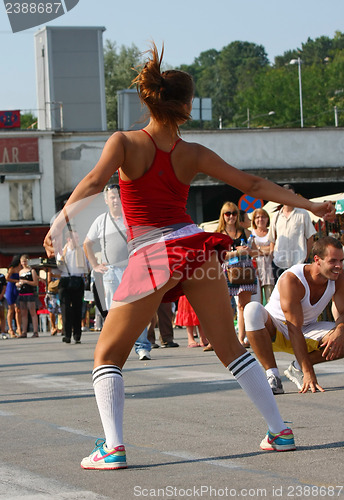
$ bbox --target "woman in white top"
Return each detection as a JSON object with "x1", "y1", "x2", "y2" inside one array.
[{"x1": 251, "y1": 208, "x2": 274, "y2": 302}]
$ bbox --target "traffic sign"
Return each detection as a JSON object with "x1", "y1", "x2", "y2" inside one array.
[{"x1": 238, "y1": 194, "x2": 263, "y2": 213}]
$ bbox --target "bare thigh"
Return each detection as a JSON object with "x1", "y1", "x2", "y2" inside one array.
[
  {"x1": 182, "y1": 253, "x2": 246, "y2": 366},
  {"x1": 93, "y1": 273, "x2": 181, "y2": 369}
]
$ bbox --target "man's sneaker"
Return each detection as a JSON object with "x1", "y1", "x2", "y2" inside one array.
[
  {"x1": 1, "y1": 333, "x2": 8, "y2": 339},
  {"x1": 284, "y1": 361, "x2": 303, "y2": 390},
  {"x1": 138, "y1": 349, "x2": 151, "y2": 361},
  {"x1": 81, "y1": 439, "x2": 127, "y2": 470},
  {"x1": 267, "y1": 374, "x2": 284, "y2": 394},
  {"x1": 260, "y1": 428, "x2": 296, "y2": 451}
]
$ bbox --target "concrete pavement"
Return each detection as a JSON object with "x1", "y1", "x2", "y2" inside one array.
[{"x1": 0, "y1": 328, "x2": 343, "y2": 500}]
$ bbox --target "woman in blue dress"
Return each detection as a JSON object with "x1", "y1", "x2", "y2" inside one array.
[{"x1": 5, "y1": 255, "x2": 22, "y2": 338}]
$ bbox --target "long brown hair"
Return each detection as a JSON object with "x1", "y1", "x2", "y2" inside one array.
[
  {"x1": 215, "y1": 202, "x2": 240, "y2": 233},
  {"x1": 132, "y1": 43, "x2": 194, "y2": 132}
]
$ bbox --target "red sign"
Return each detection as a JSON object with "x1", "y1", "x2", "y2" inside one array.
[
  {"x1": 0, "y1": 137, "x2": 38, "y2": 164},
  {"x1": 0, "y1": 110, "x2": 20, "y2": 129},
  {"x1": 238, "y1": 194, "x2": 263, "y2": 213}
]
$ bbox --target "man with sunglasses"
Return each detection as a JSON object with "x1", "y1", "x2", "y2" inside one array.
[{"x1": 84, "y1": 184, "x2": 152, "y2": 361}]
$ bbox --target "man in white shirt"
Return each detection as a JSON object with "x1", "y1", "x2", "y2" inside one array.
[
  {"x1": 268, "y1": 184, "x2": 316, "y2": 281},
  {"x1": 84, "y1": 185, "x2": 151, "y2": 360},
  {"x1": 244, "y1": 236, "x2": 344, "y2": 395}
]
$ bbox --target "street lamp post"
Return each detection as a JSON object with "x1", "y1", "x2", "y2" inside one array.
[
  {"x1": 244, "y1": 109, "x2": 275, "y2": 128},
  {"x1": 290, "y1": 57, "x2": 304, "y2": 128}
]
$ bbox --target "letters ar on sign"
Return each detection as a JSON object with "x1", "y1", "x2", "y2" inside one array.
[{"x1": 238, "y1": 194, "x2": 263, "y2": 213}]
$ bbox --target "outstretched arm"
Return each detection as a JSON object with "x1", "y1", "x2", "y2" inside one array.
[
  {"x1": 44, "y1": 132, "x2": 125, "y2": 257},
  {"x1": 195, "y1": 145, "x2": 335, "y2": 221},
  {"x1": 279, "y1": 272, "x2": 325, "y2": 393},
  {"x1": 321, "y1": 274, "x2": 344, "y2": 360}
]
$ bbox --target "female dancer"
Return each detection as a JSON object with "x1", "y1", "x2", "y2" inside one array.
[
  {"x1": 44, "y1": 44, "x2": 334, "y2": 469},
  {"x1": 5, "y1": 255, "x2": 23, "y2": 338}
]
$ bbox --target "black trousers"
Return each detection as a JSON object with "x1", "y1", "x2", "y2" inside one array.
[
  {"x1": 148, "y1": 302, "x2": 174, "y2": 344},
  {"x1": 59, "y1": 276, "x2": 84, "y2": 341}
]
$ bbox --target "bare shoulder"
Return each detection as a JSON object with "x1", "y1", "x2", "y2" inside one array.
[
  {"x1": 278, "y1": 271, "x2": 305, "y2": 298},
  {"x1": 335, "y1": 272, "x2": 344, "y2": 292}
]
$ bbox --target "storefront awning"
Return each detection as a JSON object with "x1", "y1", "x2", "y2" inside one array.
[{"x1": 0, "y1": 225, "x2": 50, "y2": 267}]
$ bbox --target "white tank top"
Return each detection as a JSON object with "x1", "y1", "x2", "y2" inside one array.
[{"x1": 266, "y1": 264, "x2": 335, "y2": 325}]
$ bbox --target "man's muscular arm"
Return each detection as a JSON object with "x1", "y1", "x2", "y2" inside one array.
[
  {"x1": 321, "y1": 273, "x2": 344, "y2": 361},
  {"x1": 279, "y1": 272, "x2": 325, "y2": 393}
]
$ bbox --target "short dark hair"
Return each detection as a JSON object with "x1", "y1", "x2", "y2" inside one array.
[{"x1": 312, "y1": 236, "x2": 342, "y2": 259}]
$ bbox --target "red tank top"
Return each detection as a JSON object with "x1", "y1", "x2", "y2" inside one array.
[{"x1": 119, "y1": 130, "x2": 193, "y2": 234}]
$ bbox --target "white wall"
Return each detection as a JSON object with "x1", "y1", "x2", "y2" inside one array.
[
  {"x1": 182, "y1": 128, "x2": 344, "y2": 169},
  {"x1": 51, "y1": 128, "x2": 344, "y2": 198}
]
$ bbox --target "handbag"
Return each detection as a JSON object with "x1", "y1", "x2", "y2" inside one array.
[
  {"x1": 48, "y1": 279, "x2": 60, "y2": 294},
  {"x1": 225, "y1": 264, "x2": 256, "y2": 285}
]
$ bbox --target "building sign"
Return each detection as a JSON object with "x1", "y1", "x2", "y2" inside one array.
[
  {"x1": 0, "y1": 110, "x2": 20, "y2": 129},
  {"x1": 0, "y1": 137, "x2": 39, "y2": 174}
]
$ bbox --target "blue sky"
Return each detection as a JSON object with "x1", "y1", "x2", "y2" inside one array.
[{"x1": 1, "y1": 0, "x2": 344, "y2": 112}]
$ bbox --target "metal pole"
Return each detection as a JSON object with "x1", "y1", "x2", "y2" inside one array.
[
  {"x1": 59, "y1": 102, "x2": 64, "y2": 130},
  {"x1": 247, "y1": 108, "x2": 250, "y2": 128},
  {"x1": 298, "y1": 57, "x2": 304, "y2": 128},
  {"x1": 334, "y1": 106, "x2": 338, "y2": 127}
]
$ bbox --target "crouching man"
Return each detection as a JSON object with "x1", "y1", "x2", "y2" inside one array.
[{"x1": 244, "y1": 236, "x2": 344, "y2": 394}]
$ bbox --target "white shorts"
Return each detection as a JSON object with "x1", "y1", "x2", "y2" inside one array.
[{"x1": 244, "y1": 301, "x2": 334, "y2": 342}]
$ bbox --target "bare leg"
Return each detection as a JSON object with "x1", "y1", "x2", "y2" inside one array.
[
  {"x1": 245, "y1": 319, "x2": 277, "y2": 370},
  {"x1": 15, "y1": 305, "x2": 22, "y2": 335},
  {"x1": 198, "y1": 324, "x2": 208, "y2": 346},
  {"x1": 187, "y1": 326, "x2": 198, "y2": 346},
  {"x1": 182, "y1": 253, "x2": 287, "y2": 435},
  {"x1": 237, "y1": 291, "x2": 251, "y2": 345},
  {"x1": 94, "y1": 274, "x2": 181, "y2": 368},
  {"x1": 7, "y1": 305, "x2": 15, "y2": 335},
  {"x1": 50, "y1": 313, "x2": 57, "y2": 334},
  {"x1": 20, "y1": 307, "x2": 28, "y2": 335},
  {"x1": 28, "y1": 303, "x2": 38, "y2": 333},
  {"x1": 182, "y1": 256, "x2": 245, "y2": 365}
]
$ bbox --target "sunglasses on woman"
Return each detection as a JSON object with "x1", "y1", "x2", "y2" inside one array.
[{"x1": 224, "y1": 211, "x2": 237, "y2": 216}]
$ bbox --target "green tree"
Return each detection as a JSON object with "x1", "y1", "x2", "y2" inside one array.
[
  {"x1": 20, "y1": 112, "x2": 37, "y2": 129},
  {"x1": 235, "y1": 32, "x2": 344, "y2": 128},
  {"x1": 180, "y1": 41, "x2": 269, "y2": 129},
  {"x1": 104, "y1": 41, "x2": 142, "y2": 130}
]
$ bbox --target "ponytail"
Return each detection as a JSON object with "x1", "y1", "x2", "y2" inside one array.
[{"x1": 133, "y1": 43, "x2": 194, "y2": 132}]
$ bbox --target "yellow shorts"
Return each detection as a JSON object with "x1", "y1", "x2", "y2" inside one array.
[{"x1": 272, "y1": 329, "x2": 320, "y2": 355}]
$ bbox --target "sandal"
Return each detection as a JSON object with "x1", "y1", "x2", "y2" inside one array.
[
  {"x1": 187, "y1": 342, "x2": 200, "y2": 348},
  {"x1": 203, "y1": 344, "x2": 214, "y2": 352}
]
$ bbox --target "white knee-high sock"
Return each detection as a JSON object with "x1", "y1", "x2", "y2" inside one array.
[
  {"x1": 92, "y1": 365, "x2": 125, "y2": 449},
  {"x1": 228, "y1": 353, "x2": 285, "y2": 434}
]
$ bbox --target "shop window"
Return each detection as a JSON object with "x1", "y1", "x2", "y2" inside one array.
[{"x1": 9, "y1": 181, "x2": 33, "y2": 221}]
